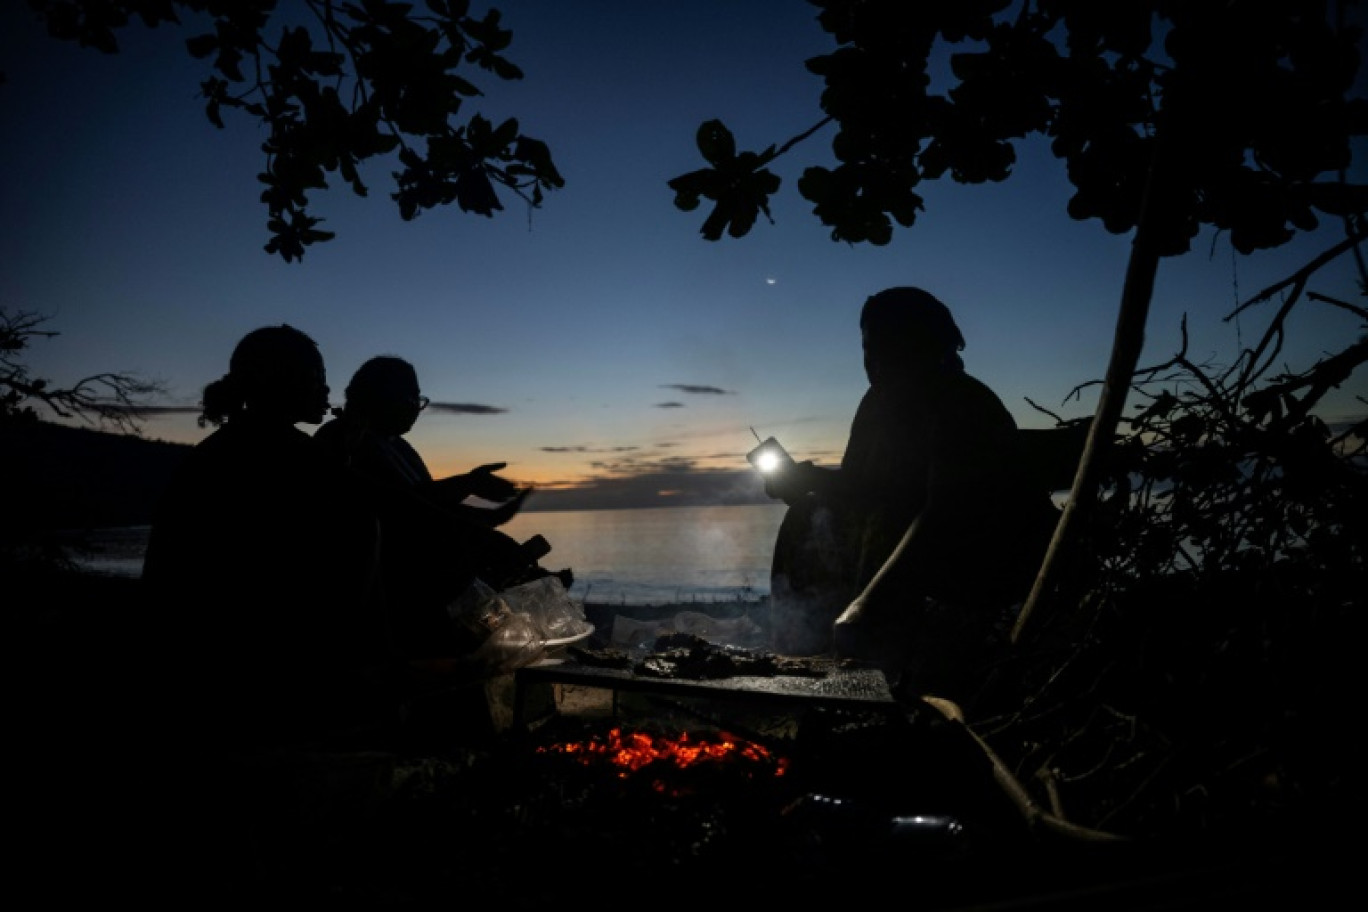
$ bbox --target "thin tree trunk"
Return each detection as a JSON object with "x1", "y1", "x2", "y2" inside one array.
[{"x1": 1010, "y1": 155, "x2": 1168, "y2": 645}]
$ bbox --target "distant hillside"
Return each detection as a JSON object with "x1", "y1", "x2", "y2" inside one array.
[{"x1": 1, "y1": 421, "x2": 192, "y2": 531}]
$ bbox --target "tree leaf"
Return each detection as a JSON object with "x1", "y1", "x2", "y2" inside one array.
[{"x1": 696, "y1": 120, "x2": 737, "y2": 167}]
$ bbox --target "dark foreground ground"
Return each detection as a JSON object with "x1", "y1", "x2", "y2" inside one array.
[{"x1": 12, "y1": 572, "x2": 1358, "y2": 909}]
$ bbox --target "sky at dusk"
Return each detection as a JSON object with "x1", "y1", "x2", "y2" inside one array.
[{"x1": 3, "y1": 1, "x2": 1365, "y2": 512}]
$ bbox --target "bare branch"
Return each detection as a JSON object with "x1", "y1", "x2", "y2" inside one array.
[{"x1": 1, "y1": 309, "x2": 165, "y2": 435}]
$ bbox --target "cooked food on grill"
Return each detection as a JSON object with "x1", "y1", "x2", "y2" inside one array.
[
  {"x1": 566, "y1": 644, "x2": 634, "y2": 669},
  {"x1": 567, "y1": 631, "x2": 857, "y2": 680},
  {"x1": 636, "y1": 646, "x2": 777, "y2": 680},
  {"x1": 635, "y1": 633, "x2": 825, "y2": 680}
]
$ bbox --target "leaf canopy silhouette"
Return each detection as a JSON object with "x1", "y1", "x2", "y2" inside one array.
[
  {"x1": 669, "y1": 0, "x2": 1366, "y2": 256},
  {"x1": 26, "y1": 0, "x2": 565, "y2": 261}
]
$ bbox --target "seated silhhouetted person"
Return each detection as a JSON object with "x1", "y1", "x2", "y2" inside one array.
[
  {"x1": 762, "y1": 287, "x2": 1061, "y2": 703},
  {"x1": 142, "y1": 324, "x2": 398, "y2": 749},
  {"x1": 315, "y1": 355, "x2": 570, "y2": 659},
  {"x1": 140, "y1": 326, "x2": 510, "y2": 899}
]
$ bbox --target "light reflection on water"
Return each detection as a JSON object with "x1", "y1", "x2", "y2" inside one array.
[
  {"x1": 69, "y1": 504, "x2": 789, "y2": 607},
  {"x1": 503, "y1": 504, "x2": 786, "y2": 605}
]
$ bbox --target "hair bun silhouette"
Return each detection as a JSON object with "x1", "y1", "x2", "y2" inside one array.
[{"x1": 200, "y1": 324, "x2": 320, "y2": 427}]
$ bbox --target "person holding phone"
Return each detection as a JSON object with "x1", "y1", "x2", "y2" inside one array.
[{"x1": 761, "y1": 287, "x2": 1060, "y2": 705}]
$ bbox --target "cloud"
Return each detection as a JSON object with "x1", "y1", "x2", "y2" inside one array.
[
  {"x1": 133, "y1": 400, "x2": 515, "y2": 418},
  {"x1": 655, "y1": 401, "x2": 685, "y2": 408},
  {"x1": 111, "y1": 404, "x2": 202, "y2": 416},
  {"x1": 427, "y1": 401, "x2": 507, "y2": 415},
  {"x1": 525, "y1": 436, "x2": 780, "y2": 510},
  {"x1": 522, "y1": 465, "x2": 771, "y2": 512},
  {"x1": 518, "y1": 444, "x2": 777, "y2": 511},
  {"x1": 660, "y1": 384, "x2": 734, "y2": 396},
  {"x1": 541, "y1": 444, "x2": 640, "y2": 454}
]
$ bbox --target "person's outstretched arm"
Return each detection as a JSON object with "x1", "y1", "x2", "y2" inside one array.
[
  {"x1": 449, "y1": 486, "x2": 532, "y2": 528},
  {"x1": 429, "y1": 461, "x2": 529, "y2": 514},
  {"x1": 431, "y1": 461, "x2": 516, "y2": 499}
]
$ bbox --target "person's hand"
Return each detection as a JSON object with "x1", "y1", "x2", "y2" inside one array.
[
  {"x1": 486, "y1": 486, "x2": 533, "y2": 526},
  {"x1": 463, "y1": 462, "x2": 519, "y2": 502},
  {"x1": 832, "y1": 591, "x2": 905, "y2": 663},
  {"x1": 832, "y1": 595, "x2": 873, "y2": 658},
  {"x1": 764, "y1": 459, "x2": 818, "y2": 503}
]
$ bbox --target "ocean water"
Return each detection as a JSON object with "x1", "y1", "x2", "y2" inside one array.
[
  {"x1": 503, "y1": 504, "x2": 787, "y2": 606},
  {"x1": 67, "y1": 504, "x2": 789, "y2": 607}
]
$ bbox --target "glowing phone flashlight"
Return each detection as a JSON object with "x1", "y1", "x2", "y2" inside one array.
[{"x1": 746, "y1": 430, "x2": 794, "y2": 475}]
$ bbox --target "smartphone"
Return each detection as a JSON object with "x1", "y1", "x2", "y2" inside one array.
[
  {"x1": 746, "y1": 436, "x2": 795, "y2": 474},
  {"x1": 520, "y1": 534, "x2": 552, "y2": 563}
]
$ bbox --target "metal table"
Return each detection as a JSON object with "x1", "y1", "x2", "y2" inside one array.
[{"x1": 512, "y1": 656, "x2": 899, "y2": 727}]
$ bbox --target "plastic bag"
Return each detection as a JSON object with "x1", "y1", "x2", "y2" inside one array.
[
  {"x1": 500, "y1": 575, "x2": 592, "y2": 642},
  {"x1": 447, "y1": 578, "x2": 548, "y2": 674}
]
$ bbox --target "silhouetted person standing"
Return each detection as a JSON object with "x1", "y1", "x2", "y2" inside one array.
[{"x1": 764, "y1": 287, "x2": 1060, "y2": 703}]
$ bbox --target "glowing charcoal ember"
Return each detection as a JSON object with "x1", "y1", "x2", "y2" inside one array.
[{"x1": 536, "y1": 726, "x2": 790, "y2": 780}]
